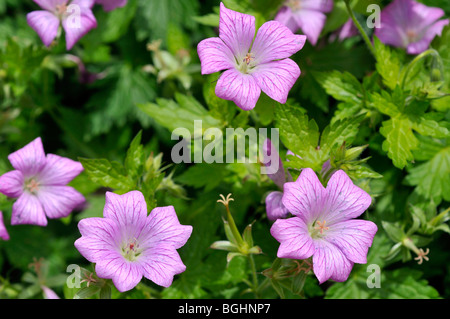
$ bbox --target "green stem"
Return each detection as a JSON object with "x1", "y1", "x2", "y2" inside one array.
[
  {"x1": 224, "y1": 203, "x2": 245, "y2": 248},
  {"x1": 401, "y1": 49, "x2": 440, "y2": 90},
  {"x1": 343, "y1": 0, "x2": 376, "y2": 57},
  {"x1": 247, "y1": 254, "x2": 259, "y2": 298}
]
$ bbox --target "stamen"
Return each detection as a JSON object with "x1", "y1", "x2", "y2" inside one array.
[
  {"x1": 55, "y1": 4, "x2": 68, "y2": 17},
  {"x1": 314, "y1": 220, "x2": 329, "y2": 234},
  {"x1": 414, "y1": 248, "x2": 430, "y2": 265},
  {"x1": 26, "y1": 179, "x2": 40, "y2": 194},
  {"x1": 121, "y1": 238, "x2": 142, "y2": 261},
  {"x1": 243, "y1": 53, "x2": 254, "y2": 65}
]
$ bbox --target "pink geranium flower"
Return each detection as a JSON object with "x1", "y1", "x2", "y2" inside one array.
[
  {"x1": 95, "y1": 0, "x2": 127, "y2": 12},
  {"x1": 74, "y1": 191, "x2": 193, "y2": 292},
  {"x1": 27, "y1": 0, "x2": 97, "y2": 50},
  {"x1": 271, "y1": 168, "x2": 377, "y2": 283},
  {"x1": 197, "y1": 2, "x2": 306, "y2": 111},
  {"x1": 374, "y1": 0, "x2": 449, "y2": 55},
  {"x1": 275, "y1": 0, "x2": 333, "y2": 46},
  {"x1": 0, "y1": 211, "x2": 9, "y2": 240},
  {"x1": 0, "y1": 137, "x2": 85, "y2": 226}
]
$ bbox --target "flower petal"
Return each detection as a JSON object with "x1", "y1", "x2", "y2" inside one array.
[
  {"x1": 251, "y1": 58, "x2": 300, "y2": 104},
  {"x1": 299, "y1": 0, "x2": 333, "y2": 12},
  {"x1": 37, "y1": 185, "x2": 85, "y2": 219},
  {"x1": 11, "y1": 192, "x2": 47, "y2": 226},
  {"x1": 75, "y1": 217, "x2": 121, "y2": 262},
  {"x1": 320, "y1": 170, "x2": 372, "y2": 224},
  {"x1": 103, "y1": 191, "x2": 148, "y2": 228},
  {"x1": 96, "y1": 257, "x2": 143, "y2": 292},
  {"x1": 38, "y1": 154, "x2": 83, "y2": 186},
  {"x1": 27, "y1": 10, "x2": 60, "y2": 47},
  {"x1": 139, "y1": 246, "x2": 186, "y2": 288},
  {"x1": 251, "y1": 21, "x2": 306, "y2": 65},
  {"x1": 61, "y1": 5, "x2": 97, "y2": 50},
  {"x1": 215, "y1": 68, "x2": 261, "y2": 111},
  {"x1": 325, "y1": 219, "x2": 378, "y2": 264},
  {"x1": 95, "y1": 0, "x2": 127, "y2": 11},
  {"x1": 282, "y1": 168, "x2": 326, "y2": 223},
  {"x1": 274, "y1": 6, "x2": 299, "y2": 33},
  {"x1": 197, "y1": 37, "x2": 236, "y2": 75},
  {"x1": 33, "y1": 0, "x2": 68, "y2": 11},
  {"x1": 219, "y1": 2, "x2": 255, "y2": 61},
  {"x1": 8, "y1": 138, "x2": 46, "y2": 178},
  {"x1": 292, "y1": 9, "x2": 326, "y2": 46},
  {"x1": 141, "y1": 206, "x2": 192, "y2": 250},
  {"x1": 0, "y1": 211, "x2": 10, "y2": 241},
  {"x1": 312, "y1": 239, "x2": 354, "y2": 284},
  {"x1": 407, "y1": 19, "x2": 449, "y2": 55},
  {"x1": 271, "y1": 216, "x2": 315, "y2": 259},
  {"x1": 0, "y1": 170, "x2": 24, "y2": 198},
  {"x1": 262, "y1": 138, "x2": 285, "y2": 188},
  {"x1": 265, "y1": 191, "x2": 290, "y2": 221}
]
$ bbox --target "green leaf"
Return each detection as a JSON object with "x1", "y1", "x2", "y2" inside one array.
[
  {"x1": 124, "y1": 131, "x2": 145, "y2": 179},
  {"x1": 382, "y1": 221, "x2": 405, "y2": 243},
  {"x1": 405, "y1": 147, "x2": 450, "y2": 203},
  {"x1": 176, "y1": 163, "x2": 230, "y2": 192},
  {"x1": 320, "y1": 116, "x2": 363, "y2": 154},
  {"x1": 78, "y1": 158, "x2": 135, "y2": 191},
  {"x1": 379, "y1": 115, "x2": 419, "y2": 169},
  {"x1": 313, "y1": 70, "x2": 364, "y2": 104},
  {"x1": 373, "y1": 37, "x2": 404, "y2": 90},
  {"x1": 368, "y1": 91, "x2": 401, "y2": 117}
]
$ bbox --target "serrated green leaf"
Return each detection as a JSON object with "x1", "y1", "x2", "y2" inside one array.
[
  {"x1": 380, "y1": 115, "x2": 419, "y2": 169},
  {"x1": 124, "y1": 131, "x2": 145, "y2": 179},
  {"x1": 313, "y1": 70, "x2": 364, "y2": 104},
  {"x1": 374, "y1": 37, "x2": 404, "y2": 90},
  {"x1": 78, "y1": 158, "x2": 135, "y2": 191}
]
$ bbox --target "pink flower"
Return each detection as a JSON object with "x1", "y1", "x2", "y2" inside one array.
[
  {"x1": 197, "y1": 2, "x2": 306, "y2": 111},
  {"x1": 262, "y1": 139, "x2": 290, "y2": 221},
  {"x1": 42, "y1": 286, "x2": 60, "y2": 299},
  {"x1": 274, "y1": 0, "x2": 333, "y2": 46},
  {"x1": 0, "y1": 137, "x2": 85, "y2": 226},
  {"x1": 271, "y1": 168, "x2": 377, "y2": 283},
  {"x1": 95, "y1": 0, "x2": 127, "y2": 12},
  {"x1": 74, "y1": 191, "x2": 193, "y2": 292},
  {"x1": 0, "y1": 211, "x2": 9, "y2": 241},
  {"x1": 374, "y1": 0, "x2": 449, "y2": 55},
  {"x1": 27, "y1": 0, "x2": 97, "y2": 50}
]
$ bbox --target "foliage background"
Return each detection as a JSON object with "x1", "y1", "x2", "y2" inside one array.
[{"x1": 0, "y1": 0, "x2": 449, "y2": 299}]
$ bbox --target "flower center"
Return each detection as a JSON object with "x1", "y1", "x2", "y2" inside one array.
[
  {"x1": 287, "y1": 0, "x2": 301, "y2": 11},
  {"x1": 238, "y1": 53, "x2": 255, "y2": 74},
  {"x1": 121, "y1": 238, "x2": 142, "y2": 262},
  {"x1": 406, "y1": 29, "x2": 419, "y2": 43},
  {"x1": 310, "y1": 220, "x2": 329, "y2": 238},
  {"x1": 25, "y1": 179, "x2": 40, "y2": 194},
  {"x1": 55, "y1": 4, "x2": 68, "y2": 18}
]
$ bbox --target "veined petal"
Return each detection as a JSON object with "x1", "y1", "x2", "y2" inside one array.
[
  {"x1": 215, "y1": 68, "x2": 261, "y2": 111},
  {"x1": 61, "y1": 5, "x2": 97, "y2": 50},
  {"x1": 282, "y1": 168, "x2": 326, "y2": 223},
  {"x1": 139, "y1": 246, "x2": 186, "y2": 288},
  {"x1": 197, "y1": 37, "x2": 236, "y2": 75},
  {"x1": 408, "y1": 0, "x2": 445, "y2": 30},
  {"x1": 8, "y1": 137, "x2": 46, "y2": 178},
  {"x1": 271, "y1": 216, "x2": 315, "y2": 259},
  {"x1": 251, "y1": 58, "x2": 300, "y2": 104},
  {"x1": 0, "y1": 170, "x2": 24, "y2": 198},
  {"x1": 103, "y1": 191, "x2": 148, "y2": 229},
  {"x1": 251, "y1": 21, "x2": 306, "y2": 65},
  {"x1": 266, "y1": 191, "x2": 290, "y2": 221},
  {"x1": 140, "y1": 206, "x2": 192, "y2": 250},
  {"x1": 95, "y1": 0, "x2": 127, "y2": 11},
  {"x1": 33, "y1": 0, "x2": 68, "y2": 11},
  {"x1": 11, "y1": 192, "x2": 47, "y2": 226},
  {"x1": 38, "y1": 154, "x2": 83, "y2": 186},
  {"x1": 312, "y1": 239, "x2": 354, "y2": 284},
  {"x1": 292, "y1": 9, "x2": 326, "y2": 46},
  {"x1": 300, "y1": 0, "x2": 334, "y2": 12},
  {"x1": 0, "y1": 211, "x2": 10, "y2": 241},
  {"x1": 325, "y1": 219, "x2": 378, "y2": 264},
  {"x1": 407, "y1": 19, "x2": 449, "y2": 55},
  {"x1": 262, "y1": 138, "x2": 285, "y2": 189},
  {"x1": 219, "y1": 2, "x2": 255, "y2": 62},
  {"x1": 96, "y1": 257, "x2": 143, "y2": 292},
  {"x1": 274, "y1": 6, "x2": 299, "y2": 33},
  {"x1": 37, "y1": 185, "x2": 85, "y2": 219},
  {"x1": 27, "y1": 11, "x2": 60, "y2": 47},
  {"x1": 320, "y1": 170, "x2": 372, "y2": 225}
]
